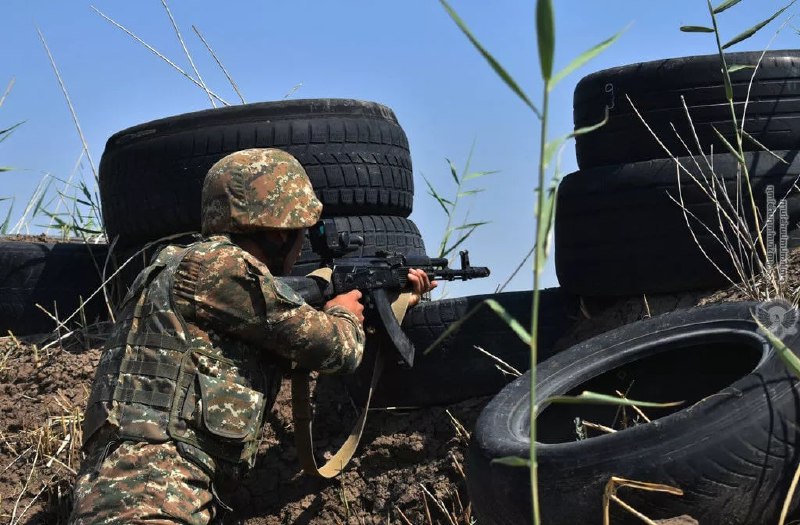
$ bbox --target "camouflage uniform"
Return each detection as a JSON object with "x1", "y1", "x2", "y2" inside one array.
[{"x1": 70, "y1": 149, "x2": 364, "y2": 524}]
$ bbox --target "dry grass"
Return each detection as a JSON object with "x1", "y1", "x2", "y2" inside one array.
[
  {"x1": 602, "y1": 476, "x2": 685, "y2": 525},
  {"x1": 0, "y1": 336, "x2": 87, "y2": 525},
  {"x1": 393, "y1": 410, "x2": 474, "y2": 525}
]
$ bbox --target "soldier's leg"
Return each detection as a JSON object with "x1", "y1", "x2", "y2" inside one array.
[{"x1": 69, "y1": 440, "x2": 216, "y2": 525}]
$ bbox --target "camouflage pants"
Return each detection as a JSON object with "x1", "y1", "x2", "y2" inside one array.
[{"x1": 69, "y1": 440, "x2": 216, "y2": 525}]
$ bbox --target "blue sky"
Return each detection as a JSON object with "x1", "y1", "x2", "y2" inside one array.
[{"x1": 2, "y1": 0, "x2": 797, "y2": 296}]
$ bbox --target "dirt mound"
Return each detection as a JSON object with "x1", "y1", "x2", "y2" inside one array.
[
  {"x1": 0, "y1": 335, "x2": 99, "y2": 525},
  {"x1": 0, "y1": 334, "x2": 480, "y2": 525},
  {"x1": 3, "y1": 248, "x2": 797, "y2": 523}
]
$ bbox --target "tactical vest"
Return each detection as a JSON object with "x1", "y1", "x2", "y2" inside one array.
[{"x1": 83, "y1": 240, "x2": 280, "y2": 470}]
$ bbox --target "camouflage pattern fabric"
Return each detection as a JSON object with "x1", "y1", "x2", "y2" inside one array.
[
  {"x1": 173, "y1": 236, "x2": 365, "y2": 373},
  {"x1": 73, "y1": 234, "x2": 365, "y2": 522},
  {"x1": 70, "y1": 440, "x2": 215, "y2": 525},
  {"x1": 201, "y1": 148, "x2": 323, "y2": 235}
]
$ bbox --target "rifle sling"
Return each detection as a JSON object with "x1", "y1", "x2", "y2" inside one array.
[{"x1": 291, "y1": 291, "x2": 411, "y2": 479}]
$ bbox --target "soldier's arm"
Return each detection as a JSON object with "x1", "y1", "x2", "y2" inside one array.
[{"x1": 174, "y1": 244, "x2": 365, "y2": 373}]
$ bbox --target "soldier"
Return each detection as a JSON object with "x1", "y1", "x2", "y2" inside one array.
[{"x1": 69, "y1": 148, "x2": 435, "y2": 524}]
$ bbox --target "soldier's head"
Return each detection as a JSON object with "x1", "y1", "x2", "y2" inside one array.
[{"x1": 201, "y1": 148, "x2": 322, "y2": 275}]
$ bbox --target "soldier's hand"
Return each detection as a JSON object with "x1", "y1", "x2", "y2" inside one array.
[
  {"x1": 407, "y1": 268, "x2": 438, "y2": 307},
  {"x1": 324, "y1": 290, "x2": 365, "y2": 324}
]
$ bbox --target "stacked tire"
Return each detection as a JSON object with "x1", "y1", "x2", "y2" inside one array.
[
  {"x1": 97, "y1": 98, "x2": 573, "y2": 407},
  {"x1": 469, "y1": 51, "x2": 800, "y2": 524},
  {"x1": 556, "y1": 50, "x2": 800, "y2": 296},
  {"x1": 0, "y1": 240, "x2": 111, "y2": 335},
  {"x1": 98, "y1": 99, "x2": 424, "y2": 273}
]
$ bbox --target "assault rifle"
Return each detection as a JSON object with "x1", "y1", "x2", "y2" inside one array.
[{"x1": 280, "y1": 219, "x2": 490, "y2": 367}]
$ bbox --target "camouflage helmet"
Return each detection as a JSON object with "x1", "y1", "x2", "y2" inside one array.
[{"x1": 201, "y1": 148, "x2": 323, "y2": 235}]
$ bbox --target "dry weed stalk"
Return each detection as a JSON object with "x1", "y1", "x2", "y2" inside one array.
[
  {"x1": 631, "y1": 16, "x2": 798, "y2": 303},
  {"x1": 474, "y1": 345, "x2": 522, "y2": 378},
  {"x1": 581, "y1": 420, "x2": 617, "y2": 435},
  {"x1": 4, "y1": 390, "x2": 85, "y2": 525},
  {"x1": 33, "y1": 232, "x2": 193, "y2": 337},
  {"x1": 602, "y1": 476, "x2": 684, "y2": 525},
  {"x1": 779, "y1": 460, "x2": 800, "y2": 525},
  {"x1": 191, "y1": 25, "x2": 246, "y2": 104},
  {"x1": 90, "y1": 5, "x2": 229, "y2": 106},
  {"x1": 420, "y1": 482, "x2": 473, "y2": 525},
  {"x1": 159, "y1": 0, "x2": 215, "y2": 107},
  {"x1": 445, "y1": 410, "x2": 471, "y2": 442},
  {"x1": 36, "y1": 28, "x2": 98, "y2": 184}
]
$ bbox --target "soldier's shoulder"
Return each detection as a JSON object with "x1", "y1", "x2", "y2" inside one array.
[
  {"x1": 185, "y1": 235, "x2": 274, "y2": 279},
  {"x1": 180, "y1": 235, "x2": 238, "y2": 260}
]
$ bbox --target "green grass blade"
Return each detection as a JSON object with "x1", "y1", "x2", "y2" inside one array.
[
  {"x1": 536, "y1": 0, "x2": 555, "y2": 81},
  {"x1": 543, "y1": 138, "x2": 565, "y2": 170},
  {"x1": 711, "y1": 125, "x2": 744, "y2": 162},
  {"x1": 727, "y1": 64, "x2": 755, "y2": 74},
  {"x1": 31, "y1": 179, "x2": 54, "y2": 219},
  {"x1": 457, "y1": 189, "x2": 486, "y2": 197},
  {"x1": 722, "y1": 2, "x2": 794, "y2": 49},
  {"x1": 714, "y1": 0, "x2": 744, "y2": 13},
  {"x1": 0, "y1": 167, "x2": 13, "y2": 173},
  {"x1": 549, "y1": 29, "x2": 625, "y2": 90},
  {"x1": 446, "y1": 158, "x2": 460, "y2": 185},
  {"x1": 680, "y1": 25, "x2": 716, "y2": 32},
  {"x1": 79, "y1": 180, "x2": 95, "y2": 202},
  {"x1": 547, "y1": 391, "x2": 685, "y2": 408},
  {"x1": 455, "y1": 221, "x2": 490, "y2": 230},
  {"x1": 422, "y1": 174, "x2": 452, "y2": 217},
  {"x1": 544, "y1": 109, "x2": 609, "y2": 168},
  {"x1": 535, "y1": 190, "x2": 558, "y2": 272},
  {"x1": 485, "y1": 299, "x2": 532, "y2": 345},
  {"x1": 439, "y1": 0, "x2": 541, "y2": 117},
  {"x1": 492, "y1": 456, "x2": 530, "y2": 467},
  {"x1": 570, "y1": 108, "x2": 610, "y2": 139},
  {"x1": 72, "y1": 225, "x2": 104, "y2": 234},
  {"x1": 423, "y1": 299, "x2": 501, "y2": 355},
  {"x1": 0, "y1": 122, "x2": 24, "y2": 144},
  {"x1": 753, "y1": 315, "x2": 800, "y2": 379},
  {"x1": 462, "y1": 139, "x2": 476, "y2": 180},
  {"x1": 0, "y1": 197, "x2": 14, "y2": 234},
  {"x1": 463, "y1": 169, "x2": 500, "y2": 182},
  {"x1": 442, "y1": 225, "x2": 479, "y2": 257}
]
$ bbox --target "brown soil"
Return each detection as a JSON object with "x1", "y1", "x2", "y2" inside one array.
[
  {"x1": 4, "y1": 250, "x2": 799, "y2": 524},
  {"x1": 0, "y1": 334, "x2": 481, "y2": 525},
  {"x1": 1, "y1": 235, "x2": 70, "y2": 244}
]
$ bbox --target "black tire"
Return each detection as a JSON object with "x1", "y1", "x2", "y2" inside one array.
[
  {"x1": 574, "y1": 50, "x2": 800, "y2": 168},
  {"x1": 112, "y1": 216, "x2": 426, "y2": 302},
  {"x1": 291, "y1": 216, "x2": 426, "y2": 276},
  {"x1": 344, "y1": 289, "x2": 579, "y2": 408},
  {"x1": 555, "y1": 150, "x2": 800, "y2": 296},
  {"x1": 0, "y1": 240, "x2": 111, "y2": 335},
  {"x1": 100, "y1": 99, "x2": 414, "y2": 248},
  {"x1": 468, "y1": 302, "x2": 800, "y2": 525}
]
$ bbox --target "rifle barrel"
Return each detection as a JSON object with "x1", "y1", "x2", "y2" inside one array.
[{"x1": 433, "y1": 266, "x2": 490, "y2": 281}]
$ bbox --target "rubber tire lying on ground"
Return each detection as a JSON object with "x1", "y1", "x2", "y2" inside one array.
[
  {"x1": 0, "y1": 240, "x2": 110, "y2": 335},
  {"x1": 344, "y1": 289, "x2": 579, "y2": 408},
  {"x1": 574, "y1": 50, "x2": 800, "y2": 168},
  {"x1": 99, "y1": 99, "x2": 414, "y2": 249},
  {"x1": 555, "y1": 150, "x2": 800, "y2": 296},
  {"x1": 468, "y1": 301, "x2": 800, "y2": 525}
]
